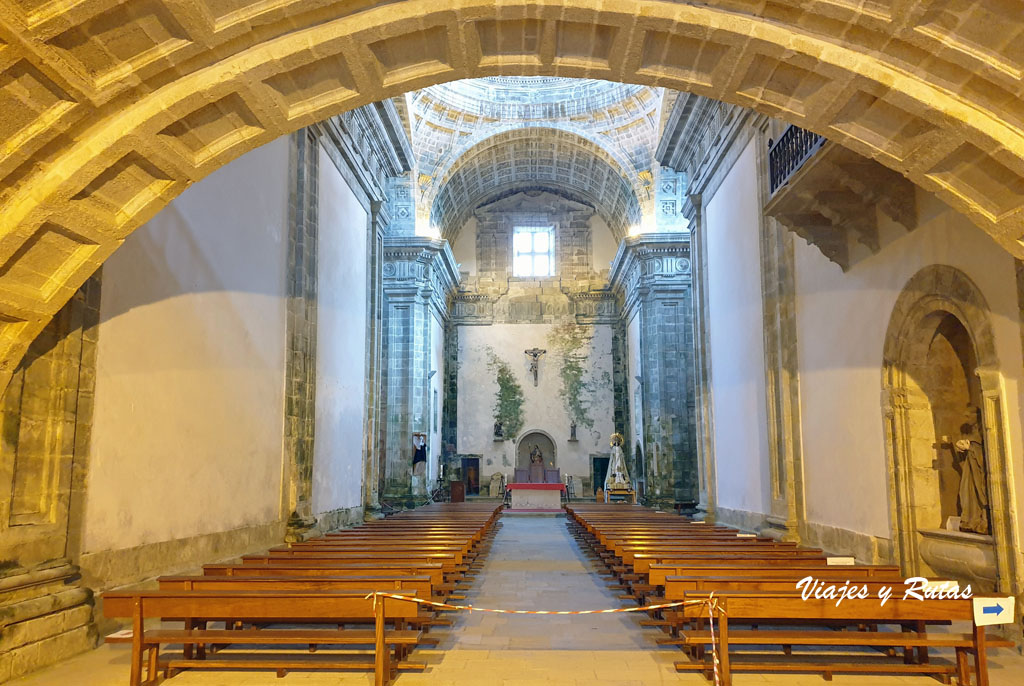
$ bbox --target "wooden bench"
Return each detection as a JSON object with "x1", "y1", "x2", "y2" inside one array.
[
  {"x1": 104, "y1": 588, "x2": 422, "y2": 686},
  {"x1": 668, "y1": 591, "x2": 1013, "y2": 686}
]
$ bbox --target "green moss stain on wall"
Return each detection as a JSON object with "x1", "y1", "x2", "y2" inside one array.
[
  {"x1": 547, "y1": 323, "x2": 609, "y2": 432},
  {"x1": 486, "y1": 348, "x2": 524, "y2": 439}
]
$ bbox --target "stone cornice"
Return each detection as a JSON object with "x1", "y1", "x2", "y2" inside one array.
[
  {"x1": 313, "y1": 100, "x2": 413, "y2": 211},
  {"x1": 382, "y1": 236, "x2": 460, "y2": 320},
  {"x1": 609, "y1": 234, "x2": 692, "y2": 320}
]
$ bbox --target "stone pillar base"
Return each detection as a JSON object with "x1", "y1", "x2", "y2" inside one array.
[{"x1": 0, "y1": 562, "x2": 97, "y2": 681}]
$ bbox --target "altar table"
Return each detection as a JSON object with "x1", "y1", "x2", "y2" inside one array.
[{"x1": 505, "y1": 482, "x2": 566, "y2": 510}]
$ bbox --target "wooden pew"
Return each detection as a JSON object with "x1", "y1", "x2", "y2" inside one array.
[
  {"x1": 668, "y1": 591, "x2": 1014, "y2": 686},
  {"x1": 103, "y1": 589, "x2": 421, "y2": 686}
]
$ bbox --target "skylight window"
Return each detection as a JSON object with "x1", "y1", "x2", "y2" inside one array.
[{"x1": 513, "y1": 226, "x2": 554, "y2": 277}]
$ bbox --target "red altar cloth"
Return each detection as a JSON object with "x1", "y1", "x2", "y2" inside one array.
[{"x1": 506, "y1": 483, "x2": 566, "y2": 493}]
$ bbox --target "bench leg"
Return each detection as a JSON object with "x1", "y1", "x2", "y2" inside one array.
[
  {"x1": 717, "y1": 612, "x2": 731, "y2": 686},
  {"x1": 956, "y1": 648, "x2": 970, "y2": 685},
  {"x1": 130, "y1": 599, "x2": 144, "y2": 686},
  {"x1": 374, "y1": 598, "x2": 388, "y2": 686},
  {"x1": 146, "y1": 645, "x2": 158, "y2": 684},
  {"x1": 973, "y1": 624, "x2": 989, "y2": 686}
]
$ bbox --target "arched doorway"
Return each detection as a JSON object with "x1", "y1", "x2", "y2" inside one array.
[
  {"x1": 516, "y1": 430, "x2": 556, "y2": 469},
  {"x1": 881, "y1": 265, "x2": 1018, "y2": 596}
]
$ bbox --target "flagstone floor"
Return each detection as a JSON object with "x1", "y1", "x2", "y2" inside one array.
[{"x1": 12, "y1": 514, "x2": 1024, "y2": 685}]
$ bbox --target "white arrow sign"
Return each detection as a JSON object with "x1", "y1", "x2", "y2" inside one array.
[{"x1": 973, "y1": 596, "x2": 1015, "y2": 627}]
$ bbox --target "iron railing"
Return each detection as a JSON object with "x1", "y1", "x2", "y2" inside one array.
[{"x1": 768, "y1": 124, "x2": 826, "y2": 195}]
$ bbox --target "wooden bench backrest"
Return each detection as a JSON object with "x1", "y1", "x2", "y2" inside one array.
[
  {"x1": 679, "y1": 592, "x2": 972, "y2": 622},
  {"x1": 204, "y1": 563, "x2": 444, "y2": 586},
  {"x1": 102, "y1": 590, "x2": 420, "y2": 621},
  {"x1": 160, "y1": 574, "x2": 432, "y2": 598},
  {"x1": 633, "y1": 553, "x2": 829, "y2": 572},
  {"x1": 648, "y1": 564, "x2": 899, "y2": 585}
]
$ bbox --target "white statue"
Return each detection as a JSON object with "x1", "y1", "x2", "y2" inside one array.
[{"x1": 604, "y1": 433, "x2": 631, "y2": 491}]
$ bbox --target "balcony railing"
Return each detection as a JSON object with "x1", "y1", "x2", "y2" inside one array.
[{"x1": 768, "y1": 124, "x2": 826, "y2": 195}]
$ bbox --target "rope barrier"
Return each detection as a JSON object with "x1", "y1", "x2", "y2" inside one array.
[{"x1": 365, "y1": 590, "x2": 726, "y2": 686}]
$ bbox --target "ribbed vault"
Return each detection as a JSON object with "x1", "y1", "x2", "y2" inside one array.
[
  {"x1": 431, "y1": 129, "x2": 642, "y2": 241},
  {"x1": 1, "y1": 0, "x2": 1023, "y2": 386}
]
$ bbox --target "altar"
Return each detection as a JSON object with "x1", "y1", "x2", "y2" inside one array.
[{"x1": 505, "y1": 482, "x2": 565, "y2": 510}]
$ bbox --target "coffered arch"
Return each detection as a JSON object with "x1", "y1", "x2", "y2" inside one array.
[
  {"x1": 431, "y1": 128, "x2": 643, "y2": 241},
  {"x1": 1, "y1": 0, "x2": 1024, "y2": 389}
]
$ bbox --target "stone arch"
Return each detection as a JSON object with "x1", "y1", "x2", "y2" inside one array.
[
  {"x1": 515, "y1": 429, "x2": 557, "y2": 470},
  {"x1": 432, "y1": 128, "x2": 642, "y2": 241},
  {"x1": 881, "y1": 264, "x2": 1020, "y2": 599},
  {"x1": 3, "y1": 0, "x2": 1024, "y2": 385}
]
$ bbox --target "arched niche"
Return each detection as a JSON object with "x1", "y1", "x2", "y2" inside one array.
[
  {"x1": 516, "y1": 430, "x2": 556, "y2": 469},
  {"x1": 881, "y1": 265, "x2": 1019, "y2": 599}
]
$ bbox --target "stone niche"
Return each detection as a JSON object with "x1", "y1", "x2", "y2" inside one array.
[{"x1": 882, "y1": 265, "x2": 1019, "y2": 608}]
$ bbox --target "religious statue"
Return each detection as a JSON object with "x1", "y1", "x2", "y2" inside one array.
[
  {"x1": 951, "y1": 405, "x2": 989, "y2": 535},
  {"x1": 411, "y1": 433, "x2": 428, "y2": 496},
  {"x1": 524, "y1": 348, "x2": 546, "y2": 387},
  {"x1": 528, "y1": 444, "x2": 545, "y2": 483},
  {"x1": 605, "y1": 433, "x2": 631, "y2": 492},
  {"x1": 493, "y1": 420, "x2": 504, "y2": 439}
]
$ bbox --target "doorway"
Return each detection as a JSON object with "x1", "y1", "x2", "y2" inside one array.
[
  {"x1": 461, "y1": 456, "x2": 480, "y2": 496},
  {"x1": 591, "y1": 456, "x2": 609, "y2": 495}
]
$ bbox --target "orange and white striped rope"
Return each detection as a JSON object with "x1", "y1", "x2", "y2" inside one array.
[{"x1": 365, "y1": 591, "x2": 725, "y2": 686}]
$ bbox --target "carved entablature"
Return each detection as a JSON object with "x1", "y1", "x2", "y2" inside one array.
[
  {"x1": 567, "y1": 290, "x2": 618, "y2": 324},
  {"x1": 452, "y1": 293, "x2": 495, "y2": 325},
  {"x1": 382, "y1": 236, "x2": 460, "y2": 320},
  {"x1": 609, "y1": 234, "x2": 692, "y2": 321}
]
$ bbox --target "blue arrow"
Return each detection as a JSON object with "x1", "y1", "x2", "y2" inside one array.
[{"x1": 982, "y1": 604, "x2": 1004, "y2": 616}]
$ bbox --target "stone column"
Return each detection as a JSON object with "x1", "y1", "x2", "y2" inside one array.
[
  {"x1": 362, "y1": 201, "x2": 388, "y2": 518},
  {"x1": 380, "y1": 238, "x2": 458, "y2": 505},
  {"x1": 610, "y1": 234, "x2": 698, "y2": 510},
  {"x1": 685, "y1": 193, "x2": 717, "y2": 522},
  {"x1": 753, "y1": 124, "x2": 806, "y2": 542},
  {"x1": 282, "y1": 129, "x2": 319, "y2": 540}
]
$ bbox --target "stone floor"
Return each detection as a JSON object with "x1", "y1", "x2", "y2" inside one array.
[{"x1": 12, "y1": 513, "x2": 1024, "y2": 685}]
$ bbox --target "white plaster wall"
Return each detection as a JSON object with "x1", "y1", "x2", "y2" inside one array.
[
  {"x1": 429, "y1": 314, "x2": 445, "y2": 484},
  {"x1": 452, "y1": 217, "x2": 478, "y2": 276},
  {"x1": 591, "y1": 215, "x2": 618, "y2": 273},
  {"x1": 457, "y1": 323, "x2": 614, "y2": 484},
  {"x1": 312, "y1": 143, "x2": 368, "y2": 515},
  {"x1": 85, "y1": 138, "x2": 289, "y2": 552},
  {"x1": 705, "y1": 139, "x2": 772, "y2": 515},
  {"x1": 794, "y1": 190, "x2": 1024, "y2": 540}
]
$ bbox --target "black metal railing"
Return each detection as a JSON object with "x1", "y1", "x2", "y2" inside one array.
[{"x1": 768, "y1": 124, "x2": 826, "y2": 195}]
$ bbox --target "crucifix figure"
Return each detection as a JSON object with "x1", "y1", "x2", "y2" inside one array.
[{"x1": 524, "y1": 348, "x2": 546, "y2": 387}]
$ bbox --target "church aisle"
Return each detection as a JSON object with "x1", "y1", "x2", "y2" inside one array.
[{"x1": 11, "y1": 512, "x2": 1024, "y2": 686}]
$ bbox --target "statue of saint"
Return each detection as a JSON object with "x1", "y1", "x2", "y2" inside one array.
[
  {"x1": 605, "y1": 433, "x2": 631, "y2": 491},
  {"x1": 529, "y1": 444, "x2": 543, "y2": 464},
  {"x1": 952, "y1": 405, "x2": 989, "y2": 534}
]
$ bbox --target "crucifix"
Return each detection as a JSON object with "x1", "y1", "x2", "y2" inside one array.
[{"x1": 524, "y1": 348, "x2": 547, "y2": 387}]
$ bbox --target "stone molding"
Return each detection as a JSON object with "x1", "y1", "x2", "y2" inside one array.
[
  {"x1": 382, "y1": 237, "x2": 460, "y2": 322},
  {"x1": 715, "y1": 506, "x2": 894, "y2": 565},
  {"x1": 608, "y1": 233, "x2": 692, "y2": 323}
]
